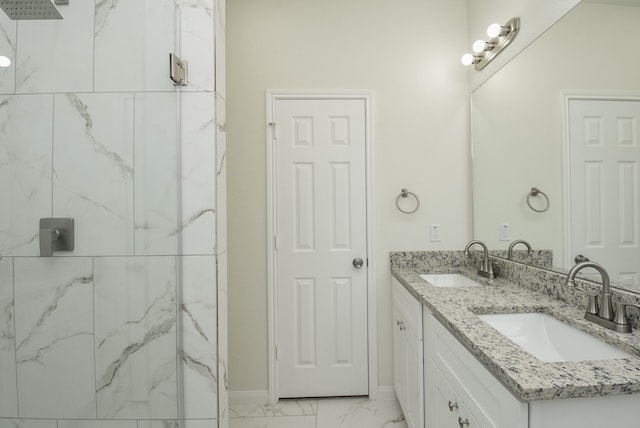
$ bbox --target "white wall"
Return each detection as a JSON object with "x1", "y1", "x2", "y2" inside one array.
[{"x1": 227, "y1": 0, "x2": 471, "y2": 392}]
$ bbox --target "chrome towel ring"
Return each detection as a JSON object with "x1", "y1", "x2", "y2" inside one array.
[
  {"x1": 527, "y1": 187, "x2": 550, "y2": 213},
  {"x1": 396, "y1": 188, "x2": 420, "y2": 214}
]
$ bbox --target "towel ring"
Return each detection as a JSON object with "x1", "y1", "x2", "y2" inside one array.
[
  {"x1": 526, "y1": 187, "x2": 550, "y2": 213},
  {"x1": 396, "y1": 188, "x2": 420, "y2": 214}
]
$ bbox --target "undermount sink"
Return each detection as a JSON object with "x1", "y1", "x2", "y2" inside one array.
[
  {"x1": 478, "y1": 312, "x2": 633, "y2": 362},
  {"x1": 419, "y1": 273, "x2": 484, "y2": 288}
]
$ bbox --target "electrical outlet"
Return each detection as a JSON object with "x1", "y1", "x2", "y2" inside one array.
[
  {"x1": 430, "y1": 224, "x2": 442, "y2": 242},
  {"x1": 499, "y1": 223, "x2": 510, "y2": 241}
]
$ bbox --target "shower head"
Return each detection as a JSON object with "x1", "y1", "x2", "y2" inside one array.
[{"x1": 0, "y1": 0, "x2": 62, "y2": 20}]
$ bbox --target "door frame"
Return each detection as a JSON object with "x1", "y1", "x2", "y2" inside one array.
[
  {"x1": 265, "y1": 90, "x2": 376, "y2": 403},
  {"x1": 562, "y1": 91, "x2": 640, "y2": 268}
]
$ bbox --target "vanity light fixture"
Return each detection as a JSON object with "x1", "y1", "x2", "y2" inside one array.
[
  {"x1": 0, "y1": 55, "x2": 11, "y2": 67},
  {"x1": 461, "y1": 17, "x2": 520, "y2": 71},
  {"x1": 461, "y1": 53, "x2": 481, "y2": 66}
]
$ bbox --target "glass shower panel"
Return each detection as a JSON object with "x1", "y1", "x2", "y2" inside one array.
[{"x1": 0, "y1": 0, "x2": 183, "y2": 423}]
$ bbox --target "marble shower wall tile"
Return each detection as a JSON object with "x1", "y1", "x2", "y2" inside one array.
[
  {"x1": 58, "y1": 421, "x2": 136, "y2": 428},
  {"x1": 0, "y1": 257, "x2": 17, "y2": 417},
  {"x1": 181, "y1": 255, "x2": 217, "y2": 419},
  {"x1": 176, "y1": 0, "x2": 215, "y2": 92},
  {"x1": 0, "y1": 15, "x2": 16, "y2": 94},
  {"x1": 13, "y1": 257, "x2": 95, "y2": 419},
  {"x1": 215, "y1": 94, "x2": 226, "y2": 257},
  {"x1": 215, "y1": 94, "x2": 228, "y2": 424},
  {"x1": 94, "y1": 256, "x2": 178, "y2": 420},
  {"x1": 134, "y1": 92, "x2": 180, "y2": 255},
  {"x1": 15, "y1": 1, "x2": 94, "y2": 94},
  {"x1": 53, "y1": 93, "x2": 135, "y2": 256},
  {"x1": 0, "y1": 420, "x2": 57, "y2": 428},
  {"x1": 94, "y1": 0, "x2": 177, "y2": 92},
  {"x1": 180, "y1": 92, "x2": 216, "y2": 255},
  {"x1": 214, "y1": 0, "x2": 225, "y2": 98},
  {"x1": 216, "y1": 249, "x2": 228, "y2": 427},
  {"x1": 0, "y1": 94, "x2": 53, "y2": 256}
]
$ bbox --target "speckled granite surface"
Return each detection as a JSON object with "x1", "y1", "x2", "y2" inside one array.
[
  {"x1": 390, "y1": 251, "x2": 640, "y2": 402},
  {"x1": 488, "y1": 249, "x2": 553, "y2": 269}
]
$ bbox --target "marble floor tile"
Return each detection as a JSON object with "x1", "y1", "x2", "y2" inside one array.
[
  {"x1": 229, "y1": 399, "x2": 317, "y2": 418},
  {"x1": 315, "y1": 398, "x2": 407, "y2": 428},
  {"x1": 229, "y1": 416, "x2": 316, "y2": 428},
  {"x1": 229, "y1": 397, "x2": 406, "y2": 428}
]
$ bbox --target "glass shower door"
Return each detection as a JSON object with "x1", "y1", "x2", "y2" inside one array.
[{"x1": 0, "y1": 0, "x2": 184, "y2": 423}]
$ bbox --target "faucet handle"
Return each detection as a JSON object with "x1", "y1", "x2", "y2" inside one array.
[
  {"x1": 614, "y1": 302, "x2": 640, "y2": 327},
  {"x1": 572, "y1": 287, "x2": 599, "y2": 315}
]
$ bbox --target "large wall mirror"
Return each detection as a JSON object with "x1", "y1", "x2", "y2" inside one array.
[{"x1": 472, "y1": 0, "x2": 640, "y2": 293}]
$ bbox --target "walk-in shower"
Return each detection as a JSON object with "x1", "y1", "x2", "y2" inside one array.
[{"x1": 0, "y1": 0, "x2": 225, "y2": 426}]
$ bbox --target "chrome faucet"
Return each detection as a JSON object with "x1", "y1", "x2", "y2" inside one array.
[
  {"x1": 566, "y1": 261, "x2": 634, "y2": 333},
  {"x1": 464, "y1": 240, "x2": 495, "y2": 279},
  {"x1": 507, "y1": 239, "x2": 532, "y2": 260}
]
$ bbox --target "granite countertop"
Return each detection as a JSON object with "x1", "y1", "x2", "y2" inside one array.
[{"x1": 392, "y1": 266, "x2": 640, "y2": 402}]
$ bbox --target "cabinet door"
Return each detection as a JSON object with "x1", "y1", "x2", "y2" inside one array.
[
  {"x1": 393, "y1": 305, "x2": 407, "y2": 409},
  {"x1": 424, "y1": 309, "x2": 527, "y2": 428},
  {"x1": 393, "y1": 304, "x2": 424, "y2": 428},
  {"x1": 427, "y1": 361, "x2": 462, "y2": 428},
  {"x1": 427, "y1": 362, "x2": 482, "y2": 428},
  {"x1": 406, "y1": 326, "x2": 424, "y2": 428}
]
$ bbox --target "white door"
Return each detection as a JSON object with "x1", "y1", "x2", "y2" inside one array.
[
  {"x1": 568, "y1": 98, "x2": 640, "y2": 286},
  {"x1": 274, "y1": 98, "x2": 368, "y2": 398}
]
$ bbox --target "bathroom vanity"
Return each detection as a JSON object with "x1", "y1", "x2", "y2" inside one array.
[{"x1": 391, "y1": 251, "x2": 640, "y2": 428}]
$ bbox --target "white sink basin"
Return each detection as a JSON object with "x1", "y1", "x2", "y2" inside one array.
[
  {"x1": 478, "y1": 312, "x2": 633, "y2": 362},
  {"x1": 419, "y1": 273, "x2": 484, "y2": 288}
]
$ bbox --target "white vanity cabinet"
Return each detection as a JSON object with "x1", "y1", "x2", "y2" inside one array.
[
  {"x1": 392, "y1": 278, "x2": 424, "y2": 428},
  {"x1": 423, "y1": 306, "x2": 528, "y2": 428},
  {"x1": 393, "y1": 275, "x2": 640, "y2": 428}
]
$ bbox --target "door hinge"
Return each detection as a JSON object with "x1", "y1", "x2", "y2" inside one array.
[
  {"x1": 269, "y1": 122, "x2": 277, "y2": 141},
  {"x1": 169, "y1": 53, "x2": 188, "y2": 86},
  {"x1": 275, "y1": 345, "x2": 278, "y2": 361},
  {"x1": 274, "y1": 234, "x2": 278, "y2": 250}
]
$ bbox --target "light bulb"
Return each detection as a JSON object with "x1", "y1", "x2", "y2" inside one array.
[
  {"x1": 487, "y1": 23, "x2": 503, "y2": 38},
  {"x1": 461, "y1": 53, "x2": 475, "y2": 66},
  {"x1": 472, "y1": 40, "x2": 487, "y2": 53},
  {"x1": 0, "y1": 55, "x2": 11, "y2": 68}
]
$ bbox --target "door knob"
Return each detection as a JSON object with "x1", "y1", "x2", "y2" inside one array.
[{"x1": 352, "y1": 258, "x2": 364, "y2": 268}]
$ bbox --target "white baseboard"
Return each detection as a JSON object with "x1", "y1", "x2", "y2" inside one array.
[
  {"x1": 376, "y1": 385, "x2": 398, "y2": 401},
  {"x1": 228, "y1": 386, "x2": 397, "y2": 405}
]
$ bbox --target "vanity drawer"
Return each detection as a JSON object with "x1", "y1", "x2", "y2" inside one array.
[
  {"x1": 392, "y1": 278, "x2": 422, "y2": 339},
  {"x1": 425, "y1": 310, "x2": 527, "y2": 428}
]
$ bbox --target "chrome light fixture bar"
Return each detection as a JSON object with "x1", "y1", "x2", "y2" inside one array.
[{"x1": 462, "y1": 17, "x2": 520, "y2": 71}]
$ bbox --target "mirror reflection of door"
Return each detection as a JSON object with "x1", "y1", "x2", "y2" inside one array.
[{"x1": 567, "y1": 98, "x2": 640, "y2": 287}]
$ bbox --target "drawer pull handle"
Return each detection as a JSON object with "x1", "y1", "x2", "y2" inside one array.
[
  {"x1": 458, "y1": 417, "x2": 470, "y2": 427},
  {"x1": 448, "y1": 400, "x2": 458, "y2": 412}
]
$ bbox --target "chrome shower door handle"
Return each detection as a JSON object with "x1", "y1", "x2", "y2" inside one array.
[
  {"x1": 39, "y1": 218, "x2": 74, "y2": 257},
  {"x1": 352, "y1": 258, "x2": 364, "y2": 269}
]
